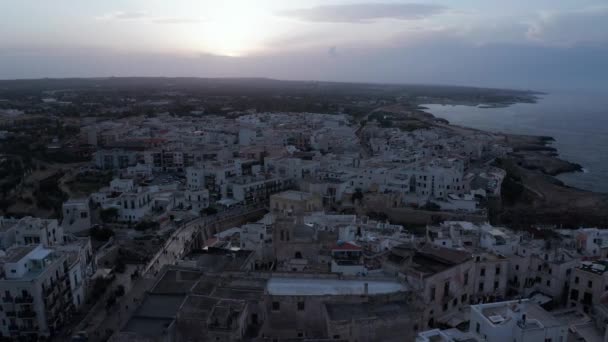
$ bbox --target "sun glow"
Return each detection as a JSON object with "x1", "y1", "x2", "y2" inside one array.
[{"x1": 193, "y1": 2, "x2": 277, "y2": 57}]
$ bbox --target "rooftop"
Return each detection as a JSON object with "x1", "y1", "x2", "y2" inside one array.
[
  {"x1": 325, "y1": 301, "x2": 412, "y2": 321},
  {"x1": 473, "y1": 300, "x2": 561, "y2": 329},
  {"x1": 579, "y1": 260, "x2": 608, "y2": 275},
  {"x1": 271, "y1": 190, "x2": 313, "y2": 201},
  {"x1": 267, "y1": 277, "x2": 407, "y2": 296},
  {"x1": 4, "y1": 245, "x2": 37, "y2": 263}
]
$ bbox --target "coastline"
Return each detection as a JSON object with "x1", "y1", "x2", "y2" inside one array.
[{"x1": 391, "y1": 104, "x2": 608, "y2": 227}]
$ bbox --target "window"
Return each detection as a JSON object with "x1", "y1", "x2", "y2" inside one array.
[
  {"x1": 575, "y1": 276, "x2": 579, "y2": 284},
  {"x1": 464, "y1": 272, "x2": 469, "y2": 285},
  {"x1": 476, "y1": 323, "x2": 480, "y2": 333},
  {"x1": 570, "y1": 289, "x2": 579, "y2": 301},
  {"x1": 442, "y1": 303, "x2": 448, "y2": 312},
  {"x1": 480, "y1": 268, "x2": 486, "y2": 276},
  {"x1": 546, "y1": 280, "x2": 551, "y2": 287},
  {"x1": 588, "y1": 280, "x2": 593, "y2": 289},
  {"x1": 461, "y1": 294, "x2": 468, "y2": 303},
  {"x1": 479, "y1": 282, "x2": 484, "y2": 292},
  {"x1": 297, "y1": 301, "x2": 305, "y2": 311},
  {"x1": 495, "y1": 266, "x2": 501, "y2": 275},
  {"x1": 333, "y1": 335, "x2": 341, "y2": 340},
  {"x1": 494, "y1": 281, "x2": 499, "y2": 290},
  {"x1": 430, "y1": 287, "x2": 436, "y2": 301},
  {"x1": 272, "y1": 302, "x2": 280, "y2": 311},
  {"x1": 515, "y1": 265, "x2": 519, "y2": 271},
  {"x1": 537, "y1": 265, "x2": 542, "y2": 271}
]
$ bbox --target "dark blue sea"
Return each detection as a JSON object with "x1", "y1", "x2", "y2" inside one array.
[{"x1": 422, "y1": 90, "x2": 608, "y2": 193}]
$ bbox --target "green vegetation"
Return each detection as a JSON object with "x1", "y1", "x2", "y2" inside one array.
[
  {"x1": 90, "y1": 226, "x2": 114, "y2": 241},
  {"x1": 134, "y1": 220, "x2": 160, "y2": 231},
  {"x1": 200, "y1": 207, "x2": 218, "y2": 216},
  {"x1": 66, "y1": 171, "x2": 113, "y2": 194},
  {"x1": 33, "y1": 173, "x2": 68, "y2": 217},
  {"x1": 99, "y1": 207, "x2": 119, "y2": 223}
]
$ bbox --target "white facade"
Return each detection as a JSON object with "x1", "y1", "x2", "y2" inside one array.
[
  {"x1": 469, "y1": 300, "x2": 568, "y2": 342},
  {"x1": 110, "y1": 178, "x2": 135, "y2": 192},
  {"x1": 116, "y1": 188, "x2": 154, "y2": 222},
  {"x1": 0, "y1": 245, "x2": 81, "y2": 339},
  {"x1": 6, "y1": 217, "x2": 65, "y2": 248},
  {"x1": 61, "y1": 199, "x2": 91, "y2": 233},
  {"x1": 186, "y1": 166, "x2": 206, "y2": 191}
]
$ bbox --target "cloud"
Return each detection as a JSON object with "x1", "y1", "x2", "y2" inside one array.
[
  {"x1": 328, "y1": 46, "x2": 338, "y2": 57},
  {"x1": 96, "y1": 11, "x2": 148, "y2": 21},
  {"x1": 526, "y1": 6, "x2": 608, "y2": 46},
  {"x1": 152, "y1": 17, "x2": 204, "y2": 24},
  {"x1": 279, "y1": 3, "x2": 446, "y2": 23},
  {"x1": 96, "y1": 11, "x2": 204, "y2": 24}
]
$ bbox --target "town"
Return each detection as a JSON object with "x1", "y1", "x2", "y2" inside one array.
[{"x1": 0, "y1": 79, "x2": 606, "y2": 342}]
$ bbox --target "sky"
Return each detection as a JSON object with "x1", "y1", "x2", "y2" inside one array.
[{"x1": 1, "y1": 0, "x2": 607, "y2": 90}]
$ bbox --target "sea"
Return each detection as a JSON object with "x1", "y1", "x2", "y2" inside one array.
[{"x1": 421, "y1": 90, "x2": 608, "y2": 193}]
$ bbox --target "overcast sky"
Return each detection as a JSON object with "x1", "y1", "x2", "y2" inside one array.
[{"x1": 1, "y1": 0, "x2": 607, "y2": 90}]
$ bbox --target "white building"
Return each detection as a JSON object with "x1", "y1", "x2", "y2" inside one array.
[
  {"x1": 1, "y1": 217, "x2": 65, "y2": 248},
  {"x1": 94, "y1": 149, "x2": 138, "y2": 170},
  {"x1": 469, "y1": 299, "x2": 568, "y2": 342},
  {"x1": 114, "y1": 187, "x2": 154, "y2": 222},
  {"x1": 61, "y1": 199, "x2": 91, "y2": 233},
  {"x1": 186, "y1": 166, "x2": 206, "y2": 191},
  {"x1": 110, "y1": 178, "x2": 135, "y2": 192},
  {"x1": 0, "y1": 245, "x2": 82, "y2": 339},
  {"x1": 185, "y1": 189, "x2": 210, "y2": 212}
]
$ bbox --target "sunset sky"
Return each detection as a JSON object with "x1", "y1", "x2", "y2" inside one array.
[{"x1": 1, "y1": 0, "x2": 607, "y2": 89}]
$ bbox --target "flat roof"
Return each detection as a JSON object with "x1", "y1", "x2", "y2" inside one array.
[
  {"x1": 133, "y1": 294, "x2": 186, "y2": 319},
  {"x1": 326, "y1": 301, "x2": 411, "y2": 321},
  {"x1": 28, "y1": 247, "x2": 52, "y2": 260},
  {"x1": 267, "y1": 277, "x2": 407, "y2": 296},
  {"x1": 4, "y1": 246, "x2": 37, "y2": 263},
  {"x1": 475, "y1": 300, "x2": 561, "y2": 328},
  {"x1": 271, "y1": 190, "x2": 313, "y2": 201}
]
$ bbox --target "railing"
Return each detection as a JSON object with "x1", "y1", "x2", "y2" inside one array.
[
  {"x1": 6, "y1": 311, "x2": 16, "y2": 317},
  {"x1": 2, "y1": 296, "x2": 13, "y2": 303}
]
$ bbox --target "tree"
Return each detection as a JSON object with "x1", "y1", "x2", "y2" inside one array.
[
  {"x1": 200, "y1": 207, "x2": 218, "y2": 216},
  {"x1": 90, "y1": 226, "x2": 114, "y2": 241},
  {"x1": 352, "y1": 188, "x2": 364, "y2": 203},
  {"x1": 100, "y1": 208, "x2": 119, "y2": 223},
  {"x1": 115, "y1": 285, "x2": 125, "y2": 297},
  {"x1": 114, "y1": 259, "x2": 126, "y2": 274},
  {"x1": 134, "y1": 220, "x2": 159, "y2": 231},
  {"x1": 423, "y1": 201, "x2": 441, "y2": 212}
]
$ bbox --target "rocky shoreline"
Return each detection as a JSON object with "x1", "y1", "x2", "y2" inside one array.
[
  {"x1": 408, "y1": 107, "x2": 608, "y2": 227},
  {"x1": 502, "y1": 134, "x2": 583, "y2": 176}
]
